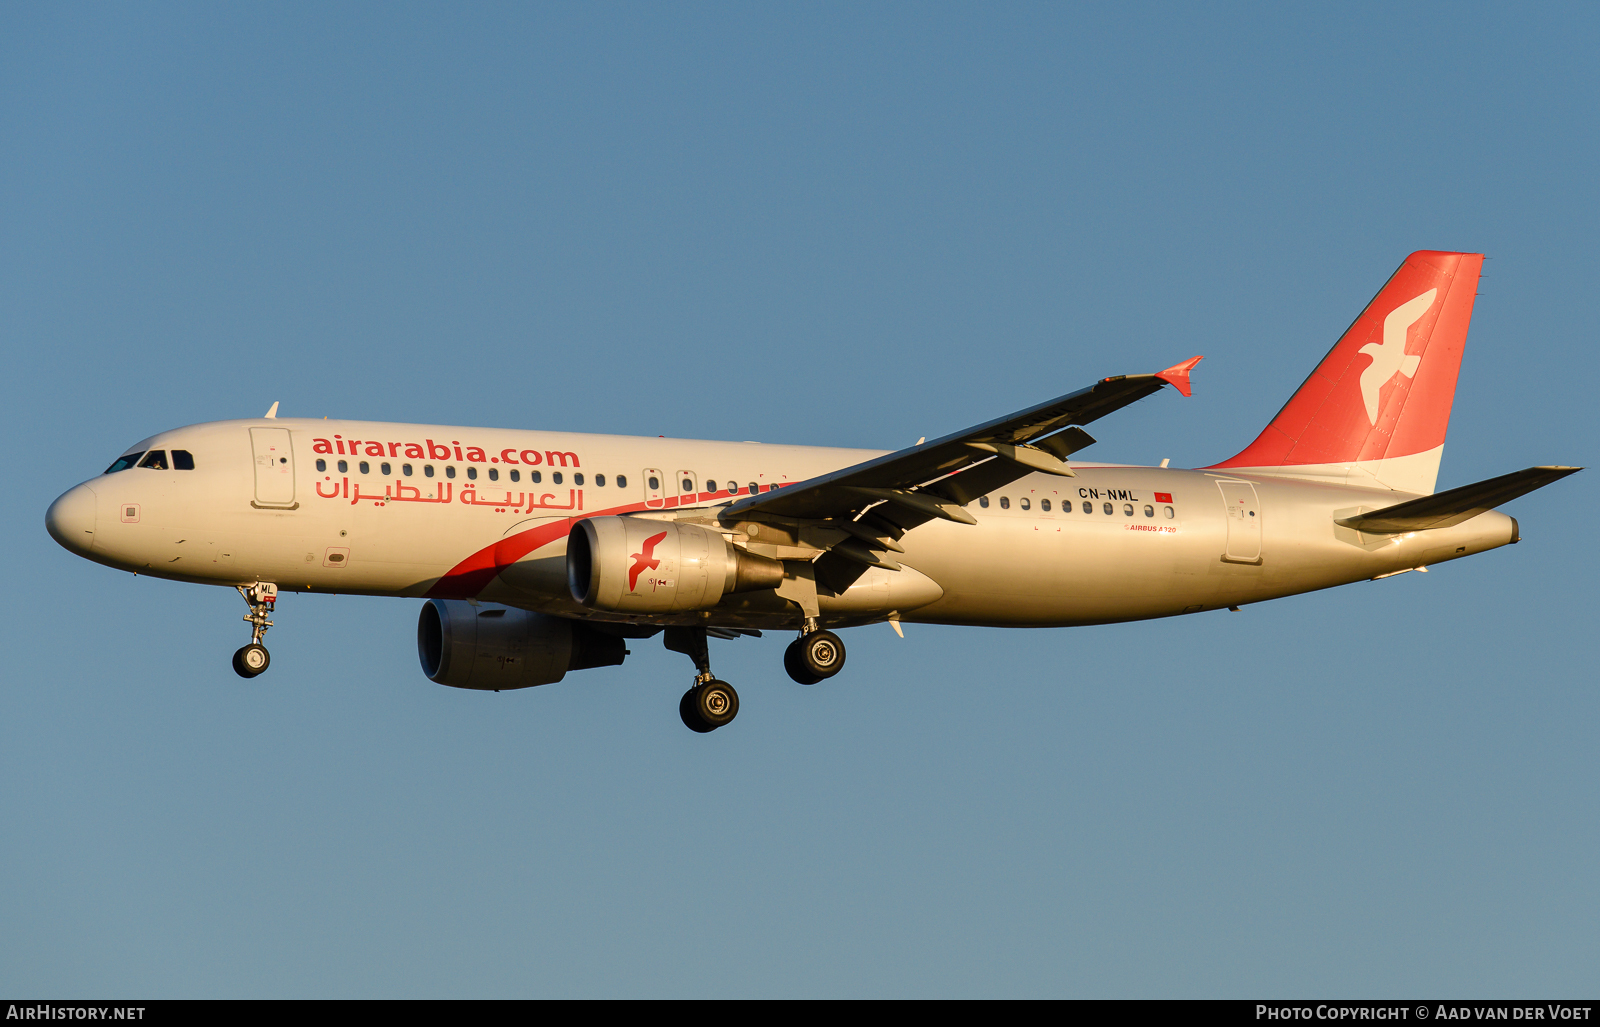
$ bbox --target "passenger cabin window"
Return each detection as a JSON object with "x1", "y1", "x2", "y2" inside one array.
[
  {"x1": 648, "y1": 476, "x2": 660, "y2": 490},
  {"x1": 424, "y1": 465, "x2": 435, "y2": 478},
  {"x1": 359, "y1": 461, "x2": 370, "y2": 474},
  {"x1": 509, "y1": 470, "x2": 520, "y2": 482},
  {"x1": 595, "y1": 474, "x2": 605, "y2": 487},
  {"x1": 445, "y1": 466, "x2": 455, "y2": 479},
  {"x1": 172, "y1": 450, "x2": 195, "y2": 470},
  {"x1": 316, "y1": 459, "x2": 327, "y2": 472},
  {"x1": 706, "y1": 479, "x2": 717, "y2": 492},
  {"x1": 979, "y1": 496, "x2": 989, "y2": 508},
  {"x1": 381, "y1": 463, "x2": 392, "y2": 475},
  {"x1": 138, "y1": 451, "x2": 168, "y2": 470},
  {"x1": 748, "y1": 483, "x2": 758, "y2": 495},
  {"x1": 337, "y1": 460, "x2": 348, "y2": 473},
  {"x1": 552, "y1": 472, "x2": 563, "y2": 485},
  {"x1": 1144, "y1": 505, "x2": 1154, "y2": 517},
  {"x1": 999, "y1": 497, "x2": 1010, "y2": 509},
  {"x1": 1041, "y1": 498, "x2": 1051, "y2": 512},
  {"x1": 466, "y1": 466, "x2": 477, "y2": 480},
  {"x1": 616, "y1": 475, "x2": 627, "y2": 488},
  {"x1": 531, "y1": 471, "x2": 542, "y2": 484},
  {"x1": 487, "y1": 468, "x2": 498, "y2": 481},
  {"x1": 1102, "y1": 502, "x2": 1113, "y2": 515},
  {"x1": 1020, "y1": 498, "x2": 1031, "y2": 511},
  {"x1": 402, "y1": 464, "x2": 414, "y2": 476},
  {"x1": 105, "y1": 452, "x2": 145, "y2": 474},
  {"x1": 1164, "y1": 506, "x2": 1175, "y2": 519},
  {"x1": 574, "y1": 473, "x2": 584, "y2": 486},
  {"x1": 1123, "y1": 503, "x2": 1134, "y2": 516},
  {"x1": 1082, "y1": 501, "x2": 1092, "y2": 514}
]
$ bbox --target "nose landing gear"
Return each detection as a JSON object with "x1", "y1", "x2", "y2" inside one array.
[
  {"x1": 233, "y1": 582, "x2": 277, "y2": 679},
  {"x1": 233, "y1": 643, "x2": 270, "y2": 677},
  {"x1": 665, "y1": 626, "x2": 740, "y2": 732},
  {"x1": 784, "y1": 621, "x2": 846, "y2": 685}
]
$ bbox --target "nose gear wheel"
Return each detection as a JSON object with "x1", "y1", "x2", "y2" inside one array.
[{"x1": 233, "y1": 643, "x2": 270, "y2": 678}]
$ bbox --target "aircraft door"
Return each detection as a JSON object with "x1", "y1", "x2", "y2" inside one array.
[
  {"x1": 676, "y1": 470, "x2": 698, "y2": 507},
  {"x1": 250, "y1": 428, "x2": 297, "y2": 508},
  {"x1": 1217, "y1": 480, "x2": 1261, "y2": 562},
  {"x1": 644, "y1": 468, "x2": 665, "y2": 509}
]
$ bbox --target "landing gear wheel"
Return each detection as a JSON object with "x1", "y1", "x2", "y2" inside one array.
[
  {"x1": 679, "y1": 689, "x2": 716, "y2": 732},
  {"x1": 679, "y1": 682, "x2": 738, "y2": 732},
  {"x1": 798, "y1": 630, "x2": 846, "y2": 680},
  {"x1": 665, "y1": 629, "x2": 739, "y2": 733},
  {"x1": 695, "y1": 680, "x2": 739, "y2": 729},
  {"x1": 233, "y1": 643, "x2": 270, "y2": 678},
  {"x1": 784, "y1": 640, "x2": 824, "y2": 685}
]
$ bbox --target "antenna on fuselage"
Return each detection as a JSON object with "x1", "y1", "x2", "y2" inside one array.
[{"x1": 264, "y1": 401, "x2": 279, "y2": 419}]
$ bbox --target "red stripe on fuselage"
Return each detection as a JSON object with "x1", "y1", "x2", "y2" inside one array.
[{"x1": 424, "y1": 492, "x2": 726, "y2": 599}]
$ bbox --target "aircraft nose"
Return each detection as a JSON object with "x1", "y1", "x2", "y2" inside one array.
[{"x1": 46, "y1": 482, "x2": 98, "y2": 555}]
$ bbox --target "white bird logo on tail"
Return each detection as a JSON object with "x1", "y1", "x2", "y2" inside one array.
[{"x1": 1358, "y1": 289, "x2": 1436, "y2": 425}]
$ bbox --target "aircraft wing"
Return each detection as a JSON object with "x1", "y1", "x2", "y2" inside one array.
[
  {"x1": 1335, "y1": 465, "x2": 1582, "y2": 533},
  {"x1": 724, "y1": 358, "x2": 1202, "y2": 540}
]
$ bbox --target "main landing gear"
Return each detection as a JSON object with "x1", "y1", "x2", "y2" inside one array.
[
  {"x1": 664, "y1": 627, "x2": 740, "y2": 733},
  {"x1": 662, "y1": 622, "x2": 848, "y2": 731},
  {"x1": 233, "y1": 582, "x2": 277, "y2": 679},
  {"x1": 784, "y1": 621, "x2": 846, "y2": 685}
]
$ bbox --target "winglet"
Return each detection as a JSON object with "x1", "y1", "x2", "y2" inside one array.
[
  {"x1": 1155, "y1": 356, "x2": 1203, "y2": 397},
  {"x1": 264, "y1": 401, "x2": 280, "y2": 419}
]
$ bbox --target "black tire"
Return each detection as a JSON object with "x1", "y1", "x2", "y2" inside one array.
[
  {"x1": 801, "y1": 630, "x2": 845, "y2": 679},
  {"x1": 695, "y1": 679, "x2": 739, "y2": 728},
  {"x1": 784, "y1": 640, "x2": 824, "y2": 685},
  {"x1": 233, "y1": 643, "x2": 270, "y2": 678},
  {"x1": 679, "y1": 687, "x2": 717, "y2": 733}
]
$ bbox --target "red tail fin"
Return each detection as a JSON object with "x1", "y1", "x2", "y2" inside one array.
[{"x1": 1208, "y1": 250, "x2": 1483, "y2": 494}]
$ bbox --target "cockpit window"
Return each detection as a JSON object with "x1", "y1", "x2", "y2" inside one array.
[
  {"x1": 138, "y1": 451, "x2": 169, "y2": 470},
  {"x1": 172, "y1": 450, "x2": 195, "y2": 470},
  {"x1": 105, "y1": 452, "x2": 145, "y2": 474}
]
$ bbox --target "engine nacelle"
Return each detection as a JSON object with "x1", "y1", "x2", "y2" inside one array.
[
  {"x1": 417, "y1": 599, "x2": 626, "y2": 691},
  {"x1": 567, "y1": 516, "x2": 785, "y2": 613}
]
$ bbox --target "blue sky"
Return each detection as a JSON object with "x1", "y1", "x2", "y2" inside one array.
[{"x1": 3, "y1": 3, "x2": 1596, "y2": 997}]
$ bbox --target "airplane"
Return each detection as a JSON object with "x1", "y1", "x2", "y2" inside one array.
[{"x1": 45, "y1": 250, "x2": 1580, "y2": 733}]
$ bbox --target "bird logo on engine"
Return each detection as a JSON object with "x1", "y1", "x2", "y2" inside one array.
[{"x1": 629, "y1": 531, "x2": 669, "y2": 591}]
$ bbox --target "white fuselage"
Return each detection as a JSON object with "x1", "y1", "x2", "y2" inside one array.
[{"x1": 49, "y1": 417, "x2": 1519, "y2": 630}]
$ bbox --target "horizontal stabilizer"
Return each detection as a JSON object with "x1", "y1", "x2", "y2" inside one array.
[{"x1": 1335, "y1": 466, "x2": 1582, "y2": 533}]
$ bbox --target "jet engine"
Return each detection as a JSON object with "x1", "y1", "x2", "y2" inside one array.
[
  {"x1": 567, "y1": 516, "x2": 785, "y2": 613},
  {"x1": 417, "y1": 599, "x2": 627, "y2": 690}
]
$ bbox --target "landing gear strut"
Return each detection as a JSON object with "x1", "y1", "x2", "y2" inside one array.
[
  {"x1": 784, "y1": 620, "x2": 846, "y2": 685},
  {"x1": 665, "y1": 626, "x2": 739, "y2": 732},
  {"x1": 233, "y1": 582, "x2": 277, "y2": 679}
]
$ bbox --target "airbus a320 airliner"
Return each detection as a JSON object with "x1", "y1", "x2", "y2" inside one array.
[{"x1": 46, "y1": 252, "x2": 1579, "y2": 732}]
